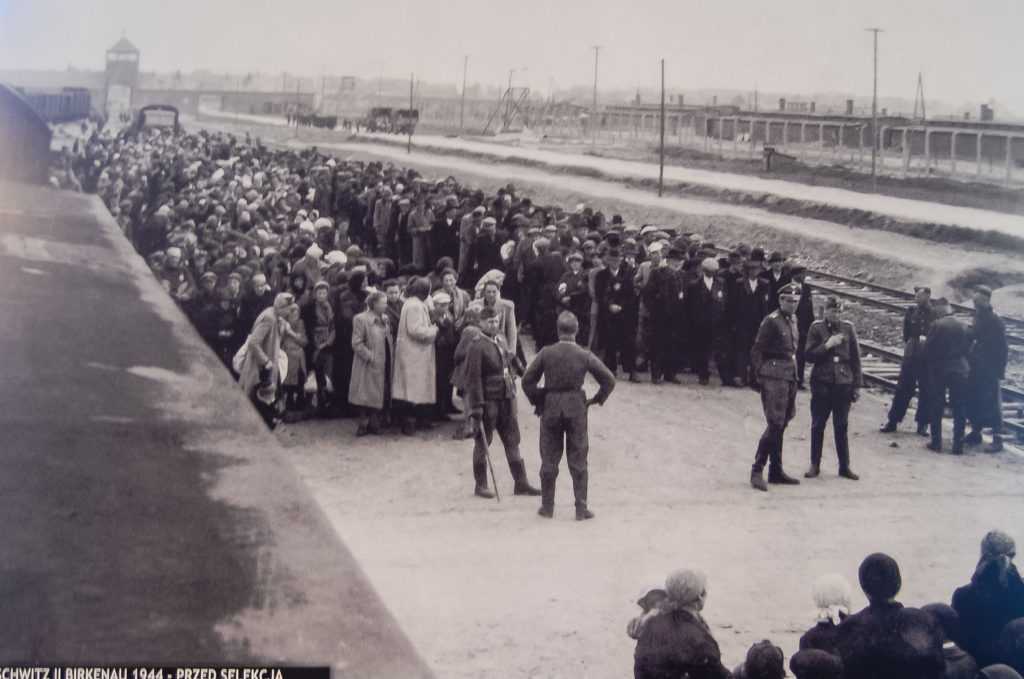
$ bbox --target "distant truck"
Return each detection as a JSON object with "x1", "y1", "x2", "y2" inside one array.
[
  {"x1": 135, "y1": 104, "x2": 180, "y2": 133},
  {"x1": 365, "y1": 107, "x2": 419, "y2": 134}
]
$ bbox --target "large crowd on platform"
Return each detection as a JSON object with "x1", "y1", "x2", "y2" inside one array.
[{"x1": 53, "y1": 123, "x2": 1021, "y2": 678}]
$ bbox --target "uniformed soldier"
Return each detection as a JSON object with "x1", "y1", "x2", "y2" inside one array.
[
  {"x1": 521, "y1": 312, "x2": 616, "y2": 520},
  {"x1": 880, "y1": 286, "x2": 935, "y2": 435},
  {"x1": 464, "y1": 306, "x2": 541, "y2": 498},
  {"x1": 749, "y1": 282, "x2": 803, "y2": 491},
  {"x1": 922, "y1": 298, "x2": 970, "y2": 455},
  {"x1": 803, "y1": 296, "x2": 862, "y2": 480},
  {"x1": 965, "y1": 285, "x2": 1008, "y2": 453}
]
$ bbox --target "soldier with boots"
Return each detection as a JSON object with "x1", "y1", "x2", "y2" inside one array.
[
  {"x1": 749, "y1": 283, "x2": 803, "y2": 491},
  {"x1": 464, "y1": 306, "x2": 541, "y2": 499},
  {"x1": 522, "y1": 312, "x2": 616, "y2": 520},
  {"x1": 804, "y1": 297, "x2": 862, "y2": 480},
  {"x1": 881, "y1": 286, "x2": 935, "y2": 436},
  {"x1": 965, "y1": 285, "x2": 1008, "y2": 453},
  {"x1": 922, "y1": 298, "x2": 970, "y2": 455}
]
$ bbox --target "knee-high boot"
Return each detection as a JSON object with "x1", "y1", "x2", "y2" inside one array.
[
  {"x1": 510, "y1": 460, "x2": 541, "y2": 496},
  {"x1": 806, "y1": 426, "x2": 824, "y2": 478}
]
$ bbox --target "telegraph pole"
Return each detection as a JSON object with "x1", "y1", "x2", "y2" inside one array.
[
  {"x1": 408, "y1": 73, "x2": 414, "y2": 153},
  {"x1": 460, "y1": 55, "x2": 468, "y2": 133},
  {"x1": 659, "y1": 59, "x2": 666, "y2": 197},
  {"x1": 866, "y1": 27, "x2": 883, "y2": 191},
  {"x1": 591, "y1": 45, "x2": 601, "y2": 150}
]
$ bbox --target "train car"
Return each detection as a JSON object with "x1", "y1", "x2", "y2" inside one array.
[
  {"x1": 135, "y1": 104, "x2": 180, "y2": 133},
  {"x1": 394, "y1": 109, "x2": 419, "y2": 135},
  {"x1": 21, "y1": 87, "x2": 92, "y2": 123},
  {"x1": 366, "y1": 107, "x2": 393, "y2": 132},
  {"x1": 0, "y1": 83, "x2": 53, "y2": 183}
]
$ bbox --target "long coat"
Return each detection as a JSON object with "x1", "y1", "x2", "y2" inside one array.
[
  {"x1": 392, "y1": 297, "x2": 438, "y2": 404},
  {"x1": 349, "y1": 310, "x2": 393, "y2": 409},
  {"x1": 237, "y1": 307, "x2": 282, "y2": 397}
]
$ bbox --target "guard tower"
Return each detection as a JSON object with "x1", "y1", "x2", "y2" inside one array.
[{"x1": 105, "y1": 36, "x2": 139, "y2": 120}]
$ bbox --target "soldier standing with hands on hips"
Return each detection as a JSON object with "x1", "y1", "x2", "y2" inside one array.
[
  {"x1": 522, "y1": 312, "x2": 616, "y2": 520},
  {"x1": 804, "y1": 296, "x2": 862, "y2": 480},
  {"x1": 749, "y1": 282, "x2": 803, "y2": 492}
]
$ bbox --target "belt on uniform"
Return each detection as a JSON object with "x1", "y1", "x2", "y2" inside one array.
[
  {"x1": 545, "y1": 386, "x2": 583, "y2": 393},
  {"x1": 766, "y1": 354, "x2": 795, "y2": 360}
]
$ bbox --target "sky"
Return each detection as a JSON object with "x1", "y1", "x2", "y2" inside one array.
[{"x1": 1, "y1": 0, "x2": 1022, "y2": 115}]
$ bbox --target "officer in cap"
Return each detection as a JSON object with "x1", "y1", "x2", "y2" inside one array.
[
  {"x1": 804, "y1": 296, "x2": 862, "y2": 480},
  {"x1": 749, "y1": 282, "x2": 803, "y2": 491},
  {"x1": 522, "y1": 311, "x2": 616, "y2": 520}
]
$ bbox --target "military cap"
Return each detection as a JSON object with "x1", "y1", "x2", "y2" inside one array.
[
  {"x1": 824, "y1": 296, "x2": 841, "y2": 310},
  {"x1": 778, "y1": 282, "x2": 802, "y2": 297}
]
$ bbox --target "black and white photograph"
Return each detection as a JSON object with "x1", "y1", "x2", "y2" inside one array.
[{"x1": 0, "y1": 1, "x2": 1022, "y2": 677}]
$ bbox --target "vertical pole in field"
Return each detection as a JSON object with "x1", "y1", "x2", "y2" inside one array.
[
  {"x1": 408, "y1": 73, "x2": 414, "y2": 154},
  {"x1": 866, "y1": 27, "x2": 883, "y2": 191},
  {"x1": 294, "y1": 78, "x2": 300, "y2": 139},
  {"x1": 591, "y1": 45, "x2": 601, "y2": 150},
  {"x1": 659, "y1": 59, "x2": 666, "y2": 197},
  {"x1": 460, "y1": 55, "x2": 468, "y2": 133}
]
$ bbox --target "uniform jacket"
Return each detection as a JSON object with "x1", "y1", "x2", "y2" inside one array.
[
  {"x1": 902, "y1": 303, "x2": 936, "y2": 363},
  {"x1": 968, "y1": 306, "x2": 1008, "y2": 380},
  {"x1": 751, "y1": 310, "x2": 799, "y2": 383},
  {"x1": 923, "y1": 315, "x2": 970, "y2": 378},
  {"x1": 391, "y1": 297, "x2": 437, "y2": 404},
  {"x1": 463, "y1": 332, "x2": 516, "y2": 414},
  {"x1": 805, "y1": 318, "x2": 862, "y2": 386},
  {"x1": 349, "y1": 310, "x2": 393, "y2": 409},
  {"x1": 521, "y1": 340, "x2": 615, "y2": 422}
]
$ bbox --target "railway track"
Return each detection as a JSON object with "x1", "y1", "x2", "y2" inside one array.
[
  {"x1": 803, "y1": 271, "x2": 1024, "y2": 347},
  {"x1": 859, "y1": 339, "x2": 1024, "y2": 442}
]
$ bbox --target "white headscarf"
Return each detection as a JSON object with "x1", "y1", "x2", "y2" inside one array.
[{"x1": 812, "y1": 573, "x2": 852, "y2": 625}]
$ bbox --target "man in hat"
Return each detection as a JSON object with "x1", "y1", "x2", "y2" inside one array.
[
  {"x1": 922, "y1": 297, "x2": 970, "y2": 454},
  {"x1": 642, "y1": 247, "x2": 686, "y2": 383},
  {"x1": 430, "y1": 204, "x2": 461, "y2": 269},
  {"x1": 963, "y1": 285, "x2": 1009, "y2": 452},
  {"x1": 749, "y1": 282, "x2": 804, "y2": 490},
  {"x1": 464, "y1": 306, "x2": 541, "y2": 499},
  {"x1": 465, "y1": 216, "x2": 503, "y2": 289},
  {"x1": 522, "y1": 311, "x2": 616, "y2": 520},
  {"x1": 803, "y1": 296, "x2": 862, "y2": 480},
  {"x1": 733, "y1": 259, "x2": 773, "y2": 387},
  {"x1": 458, "y1": 205, "x2": 485, "y2": 278},
  {"x1": 761, "y1": 251, "x2": 790, "y2": 312},
  {"x1": 557, "y1": 251, "x2": 591, "y2": 346},
  {"x1": 686, "y1": 257, "x2": 729, "y2": 386},
  {"x1": 594, "y1": 247, "x2": 640, "y2": 382},
  {"x1": 881, "y1": 286, "x2": 936, "y2": 435}
]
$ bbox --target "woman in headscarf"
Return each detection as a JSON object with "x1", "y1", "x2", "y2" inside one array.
[
  {"x1": 952, "y1": 530, "x2": 1024, "y2": 670},
  {"x1": 799, "y1": 573, "x2": 853, "y2": 654},
  {"x1": 236, "y1": 292, "x2": 293, "y2": 428},
  {"x1": 633, "y1": 569, "x2": 731, "y2": 679},
  {"x1": 349, "y1": 290, "x2": 393, "y2": 436}
]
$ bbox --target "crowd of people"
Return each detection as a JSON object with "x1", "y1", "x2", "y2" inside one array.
[
  {"x1": 57, "y1": 120, "x2": 1009, "y2": 489},
  {"x1": 629, "y1": 531, "x2": 1024, "y2": 679}
]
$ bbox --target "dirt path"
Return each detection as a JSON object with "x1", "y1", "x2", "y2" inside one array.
[{"x1": 277, "y1": 376, "x2": 1024, "y2": 679}]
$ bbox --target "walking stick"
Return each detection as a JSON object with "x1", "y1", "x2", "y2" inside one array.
[{"x1": 475, "y1": 426, "x2": 501, "y2": 503}]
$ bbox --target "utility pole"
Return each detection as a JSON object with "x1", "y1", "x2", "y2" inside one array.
[
  {"x1": 295, "y1": 78, "x2": 300, "y2": 139},
  {"x1": 460, "y1": 55, "x2": 468, "y2": 133},
  {"x1": 591, "y1": 45, "x2": 601, "y2": 150},
  {"x1": 659, "y1": 59, "x2": 666, "y2": 197},
  {"x1": 866, "y1": 27, "x2": 883, "y2": 191},
  {"x1": 407, "y1": 72, "x2": 414, "y2": 154}
]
